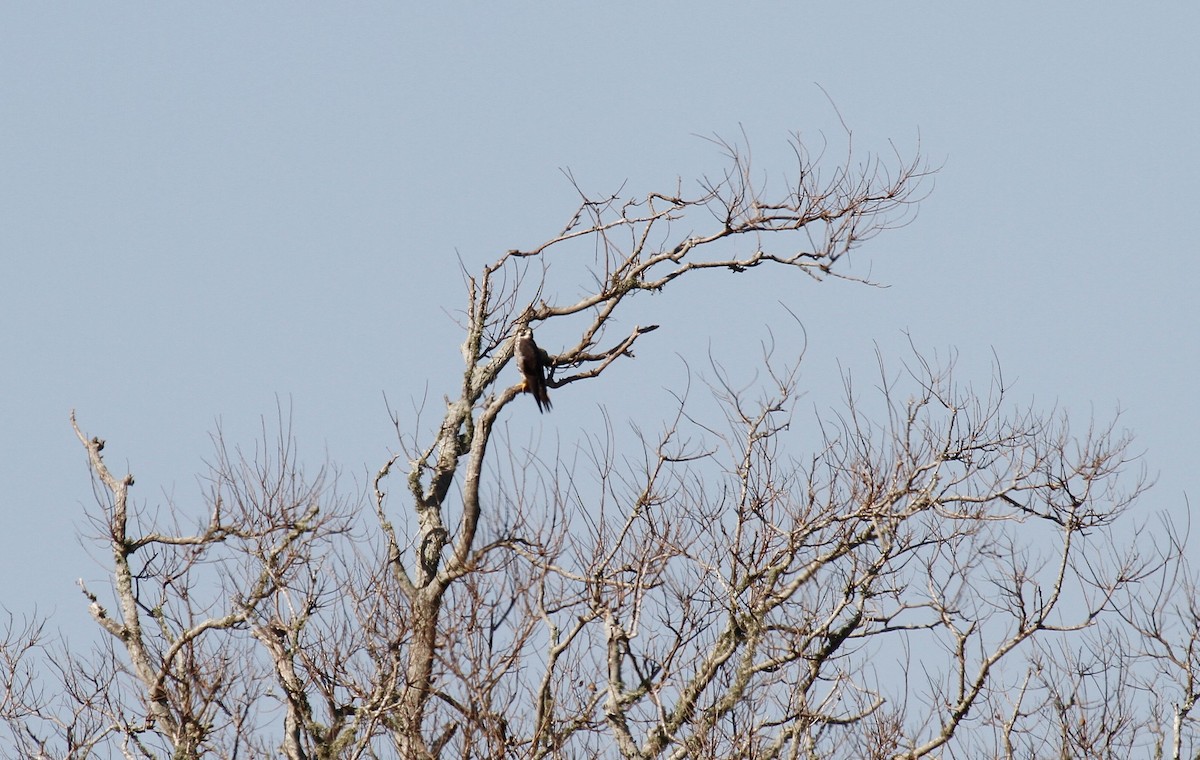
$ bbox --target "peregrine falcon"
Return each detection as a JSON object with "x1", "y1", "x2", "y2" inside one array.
[{"x1": 513, "y1": 326, "x2": 552, "y2": 413}]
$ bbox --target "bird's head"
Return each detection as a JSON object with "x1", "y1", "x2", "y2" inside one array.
[{"x1": 516, "y1": 325, "x2": 533, "y2": 340}]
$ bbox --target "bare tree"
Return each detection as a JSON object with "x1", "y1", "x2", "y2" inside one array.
[{"x1": 3, "y1": 128, "x2": 1195, "y2": 759}]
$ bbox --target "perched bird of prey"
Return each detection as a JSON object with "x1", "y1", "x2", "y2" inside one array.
[{"x1": 514, "y1": 326, "x2": 552, "y2": 413}]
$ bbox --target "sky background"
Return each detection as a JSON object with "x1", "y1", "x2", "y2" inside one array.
[{"x1": 2, "y1": 4, "x2": 1197, "y2": 639}]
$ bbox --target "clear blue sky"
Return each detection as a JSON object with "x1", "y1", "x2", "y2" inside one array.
[{"x1": 2, "y1": 5, "x2": 1197, "y2": 630}]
